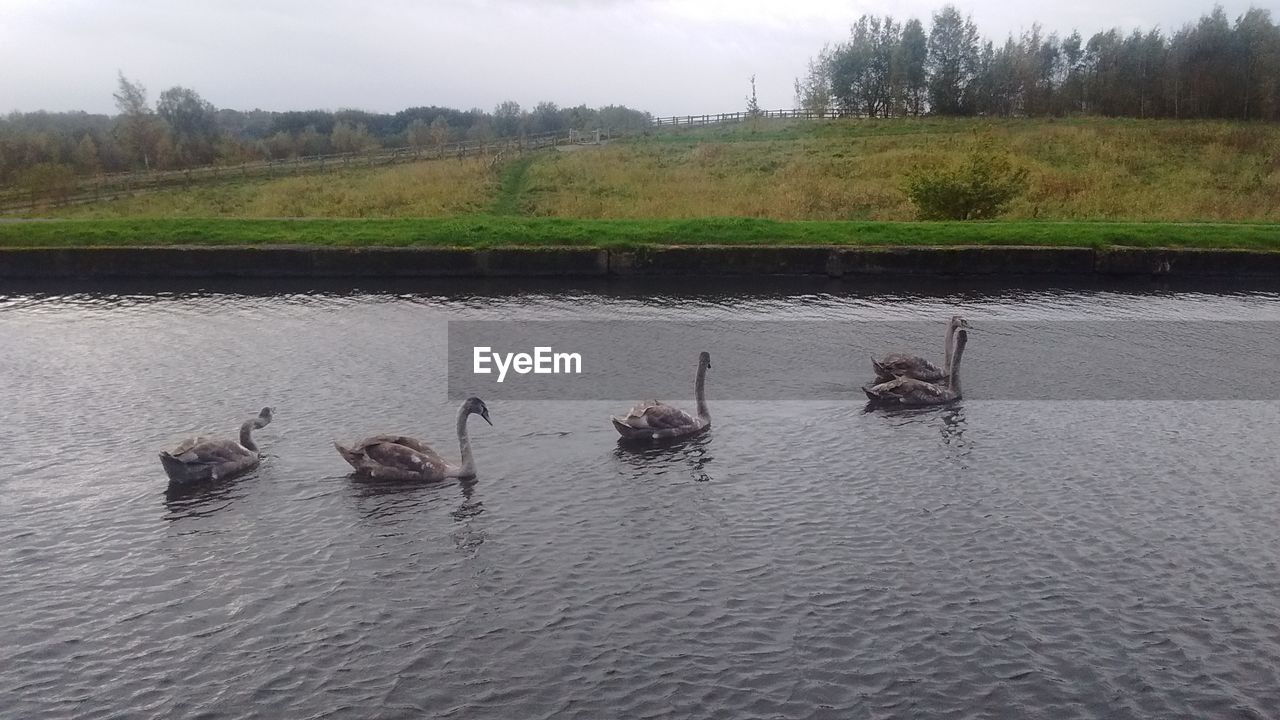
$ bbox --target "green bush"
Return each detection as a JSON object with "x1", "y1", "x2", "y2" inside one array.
[{"x1": 904, "y1": 141, "x2": 1029, "y2": 220}]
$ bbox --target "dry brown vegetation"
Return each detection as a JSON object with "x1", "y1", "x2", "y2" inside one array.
[
  {"x1": 50, "y1": 156, "x2": 495, "y2": 219},
  {"x1": 37, "y1": 117, "x2": 1280, "y2": 222},
  {"x1": 523, "y1": 118, "x2": 1280, "y2": 221}
]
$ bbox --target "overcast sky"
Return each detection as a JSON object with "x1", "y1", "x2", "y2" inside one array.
[{"x1": 0, "y1": 0, "x2": 1264, "y2": 117}]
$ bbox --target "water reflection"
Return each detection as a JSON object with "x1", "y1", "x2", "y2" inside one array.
[
  {"x1": 863, "y1": 403, "x2": 971, "y2": 458},
  {"x1": 613, "y1": 432, "x2": 715, "y2": 483},
  {"x1": 346, "y1": 474, "x2": 485, "y2": 529},
  {"x1": 162, "y1": 471, "x2": 257, "y2": 522}
]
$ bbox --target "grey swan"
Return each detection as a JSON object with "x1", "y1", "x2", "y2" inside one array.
[
  {"x1": 160, "y1": 407, "x2": 274, "y2": 484},
  {"x1": 871, "y1": 315, "x2": 970, "y2": 382},
  {"x1": 613, "y1": 351, "x2": 711, "y2": 440},
  {"x1": 335, "y1": 397, "x2": 492, "y2": 481},
  {"x1": 864, "y1": 327, "x2": 968, "y2": 406}
]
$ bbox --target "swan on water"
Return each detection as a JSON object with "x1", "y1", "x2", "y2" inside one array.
[
  {"x1": 864, "y1": 328, "x2": 969, "y2": 406},
  {"x1": 871, "y1": 315, "x2": 970, "y2": 382},
  {"x1": 159, "y1": 407, "x2": 274, "y2": 484},
  {"x1": 613, "y1": 351, "x2": 711, "y2": 440},
  {"x1": 335, "y1": 397, "x2": 492, "y2": 481}
]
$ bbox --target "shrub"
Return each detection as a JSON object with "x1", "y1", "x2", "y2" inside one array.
[
  {"x1": 904, "y1": 140, "x2": 1029, "y2": 220},
  {"x1": 19, "y1": 163, "x2": 78, "y2": 206}
]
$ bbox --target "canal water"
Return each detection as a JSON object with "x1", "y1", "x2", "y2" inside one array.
[{"x1": 3, "y1": 278, "x2": 1279, "y2": 719}]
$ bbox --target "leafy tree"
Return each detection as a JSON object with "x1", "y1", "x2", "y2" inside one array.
[
  {"x1": 407, "y1": 118, "x2": 431, "y2": 150},
  {"x1": 112, "y1": 72, "x2": 164, "y2": 169},
  {"x1": 746, "y1": 75, "x2": 762, "y2": 116},
  {"x1": 1236, "y1": 8, "x2": 1280, "y2": 120},
  {"x1": 528, "y1": 101, "x2": 565, "y2": 134},
  {"x1": 429, "y1": 115, "x2": 450, "y2": 150},
  {"x1": 466, "y1": 115, "x2": 494, "y2": 144},
  {"x1": 72, "y1": 134, "x2": 100, "y2": 173},
  {"x1": 927, "y1": 6, "x2": 980, "y2": 114},
  {"x1": 157, "y1": 86, "x2": 217, "y2": 166},
  {"x1": 330, "y1": 121, "x2": 377, "y2": 153},
  {"x1": 899, "y1": 20, "x2": 929, "y2": 115},
  {"x1": 794, "y1": 45, "x2": 833, "y2": 115},
  {"x1": 492, "y1": 101, "x2": 523, "y2": 137}
]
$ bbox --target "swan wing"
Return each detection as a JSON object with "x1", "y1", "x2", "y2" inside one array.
[
  {"x1": 169, "y1": 439, "x2": 253, "y2": 465},
  {"x1": 864, "y1": 376, "x2": 954, "y2": 405},
  {"x1": 616, "y1": 402, "x2": 698, "y2": 430},
  {"x1": 872, "y1": 353, "x2": 946, "y2": 382},
  {"x1": 356, "y1": 434, "x2": 434, "y2": 455},
  {"x1": 361, "y1": 441, "x2": 448, "y2": 478},
  {"x1": 171, "y1": 435, "x2": 214, "y2": 456}
]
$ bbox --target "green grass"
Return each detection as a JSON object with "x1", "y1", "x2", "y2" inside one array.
[
  {"x1": 2, "y1": 216, "x2": 1279, "y2": 250},
  {"x1": 490, "y1": 155, "x2": 534, "y2": 216}
]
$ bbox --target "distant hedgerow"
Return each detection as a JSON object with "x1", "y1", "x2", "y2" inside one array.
[{"x1": 904, "y1": 140, "x2": 1028, "y2": 220}]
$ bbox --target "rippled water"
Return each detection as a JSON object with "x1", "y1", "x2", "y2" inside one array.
[{"x1": 3, "y1": 278, "x2": 1280, "y2": 719}]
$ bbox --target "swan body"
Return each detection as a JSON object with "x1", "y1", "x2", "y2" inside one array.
[
  {"x1": 613, "y1": 352, "x2": 711, "y2": 440},
  {"x1": 335, "y1": 397, "x2": 492, "y2": 481},
  {"x1": 872, "y1": 315, "x2": 969, "y2": 382},
  {"x1": 871, "y1": 353, "x2": 946, "y2": 383},
  {"x1": 865, "y1": 329, "x2": 968, "y2": 406},
  {"x1": 160, "y1": 407, "x2": 273, "y2": 484}
]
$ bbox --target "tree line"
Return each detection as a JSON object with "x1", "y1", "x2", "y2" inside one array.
[
  {"x1": 795, "y1": 4, "x2": 1280, "y2": 120},
  {"x1": 0, "y1": 74, "x2": 652, "y2": 185}
]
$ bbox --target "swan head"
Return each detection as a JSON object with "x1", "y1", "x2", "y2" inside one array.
[
  {"x1": 254, "y1": 407, "x2": 274, "y2": 428},
  {"x1": 463, "y1": 396, "x2": 493, "y2": 426},
  {"x1": 950, "y1": 315, "x2": 971, "y2": 330},
  {"x1": 699, "y1": 351, "x2": 711, "y2": 370}
]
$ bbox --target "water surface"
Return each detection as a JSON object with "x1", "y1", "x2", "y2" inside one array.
[{"x1": 3, "y1": 278, "x2": 1279, "y2": 719}]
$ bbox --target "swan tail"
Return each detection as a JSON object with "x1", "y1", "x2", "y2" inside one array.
[
  {"x1": 333, "y1": 441, "x2": 362, "y2": 469},
  {"x1": 612, "y1": 417, "x2": 641, "y2": 436},
  {"x1": 159, "y1": 451, "x2": 207, "y2": 484}
]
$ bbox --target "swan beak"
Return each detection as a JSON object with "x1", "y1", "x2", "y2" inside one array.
[{"x1": 481, "y1": 410, "x2": 493, "y2": 426}]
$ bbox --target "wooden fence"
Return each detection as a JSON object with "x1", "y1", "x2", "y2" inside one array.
[{"x1": 650, "y1": 109, "x2": 849, "y2": 127}]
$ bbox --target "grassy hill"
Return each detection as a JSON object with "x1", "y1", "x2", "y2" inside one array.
[{"x1": 23, "y1": 117, "x2": 1279, "y2": 224}]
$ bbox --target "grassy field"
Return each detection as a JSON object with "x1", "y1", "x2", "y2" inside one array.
[
  {"x1": 36, "y1": 156, "x2": 495, "y2": 219},
  {"x1": 25, "y1": 117, "x2": 1280, "y2": 224},
  {"x1": 3, "y1": 217, "x2": 1279, "y2": 250}
]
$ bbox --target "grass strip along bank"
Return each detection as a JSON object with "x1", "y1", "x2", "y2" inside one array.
[{"x1": 2, "y1": 217, "x2": 1280, "y2": 251}]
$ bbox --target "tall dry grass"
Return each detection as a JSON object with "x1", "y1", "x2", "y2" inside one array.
[
  {"x1": 525, "y1": 118, "x2": 1280, "y2": 221},
  {"x1": 37, "y1": 118, "x2": 1280, "y2": 222},
  {"x1": 49, "y1": 157, "x2": 495, "y2": 218}
]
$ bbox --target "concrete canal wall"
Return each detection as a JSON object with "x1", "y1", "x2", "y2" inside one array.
[{"x1": 3, "y1": 245, "x2": 1280, "y2": 279}]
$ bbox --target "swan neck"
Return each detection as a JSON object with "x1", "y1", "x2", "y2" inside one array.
[
  {"x1": 455, "y1": 405, "x2": 476, "y2": 477},
  {"x1": 944, "y1": 322, "x2": 957, "y2": 376},
  {"x1": 694, "y1": 361, "x2": 710, "y2": 420},
  {"x1": 948, "y1": 335, "x2": 966, "y2": 394},
  {"x1": 239, "y1": 420, "x2": 258, "y2": 453}
]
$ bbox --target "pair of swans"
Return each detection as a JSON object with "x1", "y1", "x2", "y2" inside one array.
[
  {"x1": 160, "y1": 398, "x2": 494, "y2": 484},
  {"x1": 864, "y1": 315, "x2": 970, "y2": 406}
]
